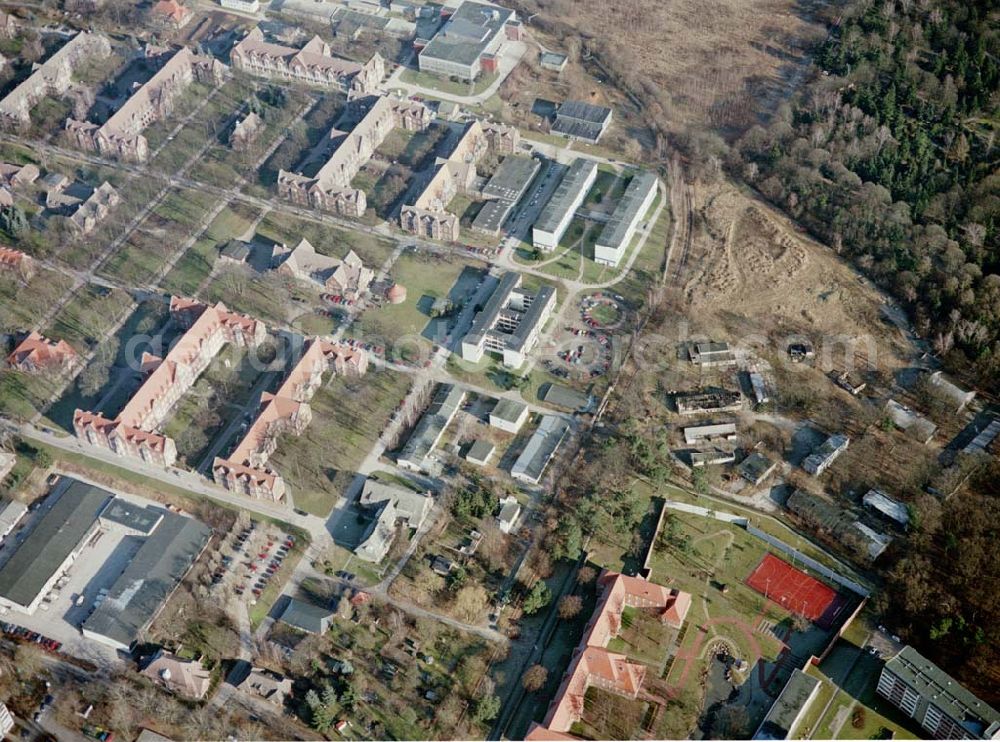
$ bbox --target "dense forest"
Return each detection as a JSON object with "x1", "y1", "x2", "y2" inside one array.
[
  {"x1": 737, "y1": 0, "x2": 1000, "y2": 391},
  {"x1": 882, "y1": 470, "x2": 1000, "y2": 703}
]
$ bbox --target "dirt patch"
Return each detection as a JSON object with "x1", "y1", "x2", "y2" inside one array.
[
  {"x1": 517, "y1": 0, "x2": 830, "y2": 138},
  {"x1": 677, "y1": 182, "x2": 912, "y2": 371}
]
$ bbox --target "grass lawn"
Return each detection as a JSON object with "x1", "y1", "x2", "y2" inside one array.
[
  {"x1": 45, "y1": 285, "x2": 135, "y2": 352},
  {"x1": 268, "y1": 367, "x2": 412, "y2": 516},
  {"x1": 398, "y1": 68, "x2": 498, "y2": 97},
  {"x1": 808, "y1": 660, "x2": 919, "y2": 740},
  {"x1": 606, "y1": 605, "x2": 678, "y2": 666},
  {"x1": 572, "y1": 685, "x2": 649, "y2": 740},
  {"x1": 255, "y1": 211, "x2": 395, "y2": 268},
  {"x1": 29, "y1": 96, "x2": 73, "y2": 139},
  {"x1": 584, "y1": 169, "x2": 621, "y2": 208},
  {"x1": 352, "y1": 252, "x2": 474, "y2": 356},
  {"x1": 375, "y1": 127, "x2": 416, "y2": 161},
  {"x1": 161, "y1": 237, "x2": 217, "y2": 297},
  {"x1": 150, "y1": 123, "x2": 207, "y2": 175},
  {"x1": 0, "y1": 370, "x2": 64, "y2": 422},
  {"x1": 161, "y1": 202, "x2": 261, "y2": 296},
  {"x1": 0, "y1": 268, "x2": 75, "y2": 333},
  {"x1": 162, "y1": 345, "x2": 268, "y2": 467},
  {"x1": 100, "y1": 188, "x2": 217, "y2": 286}
]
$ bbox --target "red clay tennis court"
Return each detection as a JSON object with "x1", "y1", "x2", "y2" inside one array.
[{"x1": 746, "y1": 554, "x2": 849, "y2": 629}]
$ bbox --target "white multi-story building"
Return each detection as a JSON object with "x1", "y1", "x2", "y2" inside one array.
[
  {"x1": 532, "y1": 158, "x2": 597, "y2": 251},
  {"x1": 220, "y1": 0, "x2": 260, "y2": 11},
  {"x1": 461, "y1": 272, "x2": 556, "y2": 369},
  {"x1": 594, "y1": 171, "x2": 658, "y2": 267}
]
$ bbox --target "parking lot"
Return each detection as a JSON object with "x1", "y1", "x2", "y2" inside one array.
[{"x1": 207, "y1": 519, "x2": 297, "y2": 609}]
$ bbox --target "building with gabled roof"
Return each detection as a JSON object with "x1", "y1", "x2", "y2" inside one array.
[
  {"x1": 238, "y1": 667, "x2": 293, "y2": 707},
  {"x1": 231, "y1": 26, "x2": 384, "y2": 95},
  {"x1": 0, "y1": 32, "x2": 111, "y2": 126},
  {"x1": 230, "y1": 111, "x2": 263, "y2": 151},
  {"x1": 75, "y1": 298, "x2": 266, "y2": 468},
  {"x1": 886, "y1": 399, "x2": 937, "y2": 444},
  {"x1": 6, "y1": 331, "x2": 77, "y2": 374},
  {"x1": 801, "y1": 433, "x2": 849, "y2": 476},
  {"x1": 400, "y1": 119, "x2": 499, "y2": 242},
  {"x1": 963, "y1": 417, "x2": 1000, "y2": 456},
  {"x1": 141, "y1": 650, "x2": 211, "y2": 699},
  {"x1": 278, "y1": 94, "x2": 431, "y2": 217},
  {"x1": 397, "y1": 384, "x2": 465, "y2": 472},
  {"x1": 355, "y1": 479, "x2": 431, "y2": 562},
  {"x1": 497, "y1": 494, "x2": 520, "y2": 534},
  {"x1": 278, "y1": 597, "x2": 333, "y2": 634},
  {"x1": 66, "y1": 46, "x2": 226, "y2": 163},
  {"x1": 67, "y1": 181, "x2": 120, "y2": 234},
  {"x1": 214, "y1": 337, "x2": 367, "y2": 501},
  {"x1": 0, "y1": 162, "x2": 39, "y2": 188},
  {"x1": 862, "y1": 489, "x2": 910, "y2": 528},
  {"x1": 271, "y1": 239, "x2": 373, "y2": 299},
  {"x1": 511, "y1": 414, "x2": 569, "y2": 484},
  {"x1": 528, "y1": 571, "x2": 691, "y2": 739},
  {"x1": 552, "y1": 100, "x2": 613, "y2": 143},
  {"x1": 927, "y1": 370, "x2": 976, "y2": 413},
  {"x1": 150, "y1": 0, "x2": 193, "y2": 28}
]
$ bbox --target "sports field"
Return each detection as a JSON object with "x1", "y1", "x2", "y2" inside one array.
[{"x1": 746, "y1": 554, "x2": 851, "y2": 629}]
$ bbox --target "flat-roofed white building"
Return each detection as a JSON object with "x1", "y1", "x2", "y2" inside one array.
[
  {"x1": 461, "y1": 272, "x2": 556, "y2": 369},
  {"x1": 511, "y1": 415, "x2": 569, "y2": 484},
  {"x1": 683, "y1": 422, "x2": 737, "y2": 446},
  {"x1": 594, "y1": 171, "x2": 658, "y2": 267},
  {"x1": 532, "y1": 158, "x2": 597, "y2": 251},
  {"x1": 489, "y1": 397, "x2": 528, "y2": 433},
  {"x1": 220, "y1": 0, "x2": 260, "y2": 12}
]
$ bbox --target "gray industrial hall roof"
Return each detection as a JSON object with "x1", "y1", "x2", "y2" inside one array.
[
  {"x1": 491, "y1": 397, "x2": 527, "y2": 423},
  {"x1": 82, "y1": 512, "x2": 211, "y2": 649},
  {"x1": 556, "y1": 100, "x2": 613, "y2": 125},
  {"x1": 512, "y1": 414, "x2": 569, "y2": 483},
  {"x1": 755, "y1": 669, "x2": 820, "y2": 739},
  {"x1": 597, "y1": 171, "x2": 658, "y2": 251},
  {"x1": 466, "y1": 439, "x2": 495, "y2": 463},
  {"x1": 534, "y1": 158, "x2": 597, "y2": 234},
  {"x1": 886, "y1": 645, "x2": 1000, "y2": 736},
  {"x1": 472, "y1": 199, "x2": 513, "y2": 234},
  {"x1": 0, "y1": 480, "x2": 110, "y2": 608},
  {"x1": 399, "y1": 384, "x2": 466, "y2": 466},
  {"x1": 420, "y1": 1, "x2": 513, "y2": 66},
  {"x1": 481, "y1": 155, "x2": 540, "y2": 203},
  {"x1": 99, "y1": 499, "x2": 162, "y2": 534},
  {"x1": 278, "y1": 598, "x2": 333, "y2": 634},
  {"x1": 542, "y1": 383, "x2": 591, "y2": 411}
]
